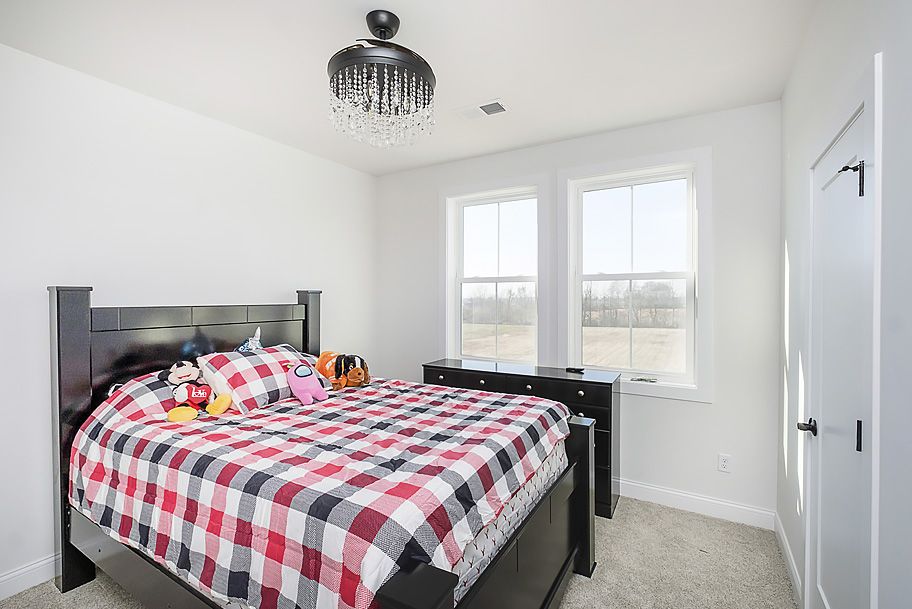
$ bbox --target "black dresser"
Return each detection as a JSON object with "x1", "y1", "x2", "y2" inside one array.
[{"x1": 423, "y1": 358, "x2": 620, "y2": 518}]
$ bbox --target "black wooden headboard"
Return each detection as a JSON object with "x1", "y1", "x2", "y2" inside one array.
[{"x1": 47, "y1": 286, "x2": 321, "y2": 591}]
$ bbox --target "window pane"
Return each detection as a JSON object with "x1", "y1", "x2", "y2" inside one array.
[
  {"x1": 631, "y1": 279, "x2": 686, "y2": 373},
  {"x1": 632, "y1": 179, "x2": 688, "y2": 272},
  {"x1": 463, "y1": 203, "x2": 498, "y2": 278},
  {"x1": 581, "y1": 280, "x2": 630, "y2": 369},
  {"x1": 462, "y1": 283, "x2": 496, "y2": 358},
  {"x1": 582, "y1": 187, "x2": 631, "y2": 274},
  {"x1": 497, "y1": 282, "x2": 536, "y2": 362},
  {"x1": 498, "y1": 199, "x2": 537, "y2": 276}
]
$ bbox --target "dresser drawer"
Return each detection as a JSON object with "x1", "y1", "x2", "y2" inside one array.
[
  {"x1": 505, "y1": 375, "x2": 612, "y2": 408},
  {"x1": 569, "y1": 403, "x2": 611, "y2": 431},
  {"x1": 424, "y1": 367, "x2": 451, "y2": 385},
  {"x1": 424, "y1": 367, "x2": 507, "y2": 392},
  {"x1": 505, "y1": 375, "x2": 558, "y2": 397}
]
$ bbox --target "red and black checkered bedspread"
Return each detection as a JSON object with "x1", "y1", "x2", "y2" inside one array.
[{"x1": 70, "y1": 378, "x2": 571, "y2": 609}]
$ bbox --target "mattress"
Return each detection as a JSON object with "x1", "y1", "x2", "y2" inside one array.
[
  {"x1": 71, "y1": 377, "x2": 571, "y2": 609},
  {"x1": 453, "y1": 441, "x2": 568, "y2": 600}
]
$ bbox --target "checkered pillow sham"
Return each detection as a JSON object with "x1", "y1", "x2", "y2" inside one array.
[
  {"x1": 103, "y1": 372, "x2": 176, "y2": 420},
  {"x1": 197, "y1": 344, "x2": 326, "y2": 413}
]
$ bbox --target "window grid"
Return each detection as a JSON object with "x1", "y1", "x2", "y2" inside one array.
[
  {"x1": 452, "y1": 189, "x2": 538, "y2": 364},
  {"x1": 570, "y1": 167, "x2": 696, "y2": 382},
  {"x1": 579, "y1": 272, "x2": 694, "y2": 375}
]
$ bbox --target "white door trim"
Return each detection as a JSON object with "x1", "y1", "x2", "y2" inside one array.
[{"x1": 802, "y1": 52, "x2": 882, "y2": 609}]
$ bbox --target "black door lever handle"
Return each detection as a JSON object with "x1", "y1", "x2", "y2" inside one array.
[{"x1": 797, "y1": 418, "x2": 818, "y2": 436}]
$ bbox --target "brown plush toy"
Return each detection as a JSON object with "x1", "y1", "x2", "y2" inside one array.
[{"x1": 316, "y1": 351, "x2": 370, "y2": 390}]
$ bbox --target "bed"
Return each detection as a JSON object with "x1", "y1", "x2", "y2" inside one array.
[{"x1": 49, "y1": 287, "x2": 596, "y2": 609}]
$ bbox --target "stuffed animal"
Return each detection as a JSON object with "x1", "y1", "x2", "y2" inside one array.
[
  {"x1": 236, "y1": 327, "x2": 263, "y2": 353},
  {"x1": 285, "y1": 362, "x2": 329, "y2": 405},
  {"x1": 159, "y1": 361, "x2": 232, "y2": 421},
  {"x1": 316, "y1": 351, "x2": 370, "y2": 390}
]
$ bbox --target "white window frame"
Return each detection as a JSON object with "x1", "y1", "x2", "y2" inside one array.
[
  {"x1": 445, "y1": 185, "x2": 540, "y2": 364},
  {"x1": 559, "y1": 148, "x2": 714, "y2": 403},
  {"x1": 569, "y1": 166, "x2": 695, "y2": 381}
]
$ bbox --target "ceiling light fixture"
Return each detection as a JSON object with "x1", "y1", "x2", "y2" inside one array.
[{"x1": 327, "y1": 10, "x2": 436, "y2": 148}]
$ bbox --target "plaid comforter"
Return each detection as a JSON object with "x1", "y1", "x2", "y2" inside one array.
[{"x1": 70, "y1": 377, "x2": 571, "y2": 609}]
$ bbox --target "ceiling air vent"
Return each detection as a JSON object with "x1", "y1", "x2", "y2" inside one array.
[{"x1": 479, "y1": 101, "x2": 506, "y2": 116}]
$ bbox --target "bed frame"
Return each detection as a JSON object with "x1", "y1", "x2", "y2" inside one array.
[{"x1": 49, "y1": 286, "x2": 596, "y2": 609}]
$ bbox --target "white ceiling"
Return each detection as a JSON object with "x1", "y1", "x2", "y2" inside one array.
[{"x1": 0, "y1": 0, "x2": 817, "y2": 175}]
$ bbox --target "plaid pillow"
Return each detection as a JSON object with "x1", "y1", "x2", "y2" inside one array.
[
  {"x1": 101, "y1": 372, "x2": 175, "y2": 421},
  {"x1": 197, "y1": 345, "x2": 327, "y2": 413}
]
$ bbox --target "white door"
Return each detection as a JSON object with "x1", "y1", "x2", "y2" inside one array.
[{"x1": 806, "y1": 110, "x2": 874, "y2": 609}]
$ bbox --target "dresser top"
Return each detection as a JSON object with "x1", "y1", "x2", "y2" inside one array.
[{"x1": 423, "y1": 358, "x2": 621, "y2": 385}]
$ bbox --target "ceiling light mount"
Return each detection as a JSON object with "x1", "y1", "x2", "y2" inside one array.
[
  {"x1": 366, "y1": 10, "x2": 400, "y2": 41},
  {"x1": 327, "y1": 9, "x2": 436, "y2": 148}
]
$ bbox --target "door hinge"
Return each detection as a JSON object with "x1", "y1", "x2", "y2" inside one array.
[{"x1": 838, "y1": 160, "x2": 865, "y2": 197}]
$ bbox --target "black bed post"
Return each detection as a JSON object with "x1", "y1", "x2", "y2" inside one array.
[
  {"x1": 567, "y1": 415, "x2": 596, "y2": 576},
  {"x1": 297, "y1": 290, "x2": 322, "y2": 355},
  {"x1": 48, "y1": 286, "x2": 96, "y2": 592}
]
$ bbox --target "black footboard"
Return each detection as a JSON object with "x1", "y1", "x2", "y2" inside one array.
[{"x1": 377, "y1": 415, "x2": 596, "y2": 609}]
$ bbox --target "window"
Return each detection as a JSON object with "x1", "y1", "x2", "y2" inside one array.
[
  {"x1": 449, "y1": 189, "x2": 537, "y2": 363},
  {"x1": 570, "y1": 167, "x2": 696, "y2": 383},
  {"x1": 442, "y1": 152, "x2": 711, "y2": 400}
]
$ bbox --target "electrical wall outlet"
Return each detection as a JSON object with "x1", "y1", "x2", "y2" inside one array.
[{"x1": 718, "y1": 453, "x2": 732, "y2": 473}]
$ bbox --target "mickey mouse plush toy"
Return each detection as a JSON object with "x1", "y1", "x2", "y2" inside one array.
[{"x1": 159, "y1": 361, "x2": 231, "y2": 422}]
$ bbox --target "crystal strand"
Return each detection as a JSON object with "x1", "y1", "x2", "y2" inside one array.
[
  {"x1": 413, "y1": 73, "x2": 419, "y2": 142},
  {"x1": 393, "y1": 65, "x2": 402, "y2": 116},
  {"x1": 412, "y1": 73, "x2": 418, "y2": 141},
  {"x1": 353, "y1": 64, "x2": 359, "y2": 109},
  {"x1": 357, "y1": 64, "x2": 362, "y2": 111},
  {"x1": 408, "y1": 73, "x2": 412, "y2": 114},
  {"x1": 419, "y1": 78, "x2": 425, "y2": 133},
  {"x1": 372, "y1": 63, "x2": 379, "y2": 145},
  {"x1": 393, "y1": 65, "x2": 400, "y2": 116},
  {"x1": 343, "y1": 67, "x2": 350, "y2": 133},
  {"x1": 369, "y1": 63, "x2": 375, "y2": 145},
  {"x1": 386, "y1": 66, "x2": 399, "y2": 144}
]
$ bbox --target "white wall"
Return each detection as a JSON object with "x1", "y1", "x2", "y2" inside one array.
[
  {"x1": 376, "y1": 102, "x2": 782, "y2": 524},
  {"x1": 0, "y1": 44, "x2": 377, "y2": 596},
  {"x1": 779, "y1": 0, "x2": 912, "y2": 605}
]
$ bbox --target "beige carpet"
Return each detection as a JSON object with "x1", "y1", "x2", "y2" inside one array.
[
  {"x1": 561, "y1": 499, "x2": 797, "y2": 609},
  {"x1": 0, "y1": 498, "x2": 796, "y2": 609}
]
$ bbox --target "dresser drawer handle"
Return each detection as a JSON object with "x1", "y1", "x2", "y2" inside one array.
[
  {"x1": 525, "y1": 384, "x2": 532, "y2": 391},
  {"x1": 577, "y1": 390, "x2": 585, "y2": 398},
  {"x1": 438, "y1": 375, "x2": 444, "y2": 381},
  {"x1": 479, "y1": 379, "x2": 485, "y2": 385}
]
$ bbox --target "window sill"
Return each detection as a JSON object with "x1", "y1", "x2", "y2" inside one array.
[{"x1": 618, "y1": 377, "x2": 713, "y2": 404}]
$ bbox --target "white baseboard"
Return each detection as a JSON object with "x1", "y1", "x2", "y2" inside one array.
[
  {"x1": 774, "y1": 513, "x2": 803, "y2": 606},
  {"x1": 0, "y1": 553, "x2": 59, "y2": 601},
  {"x1": 619, "y1": 478, "x2": 776, "y2": 530}
]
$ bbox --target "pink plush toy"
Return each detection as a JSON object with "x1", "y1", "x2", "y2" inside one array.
[{"x1": 286, "y1": 362, "x2": 328, "y2": 405}]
